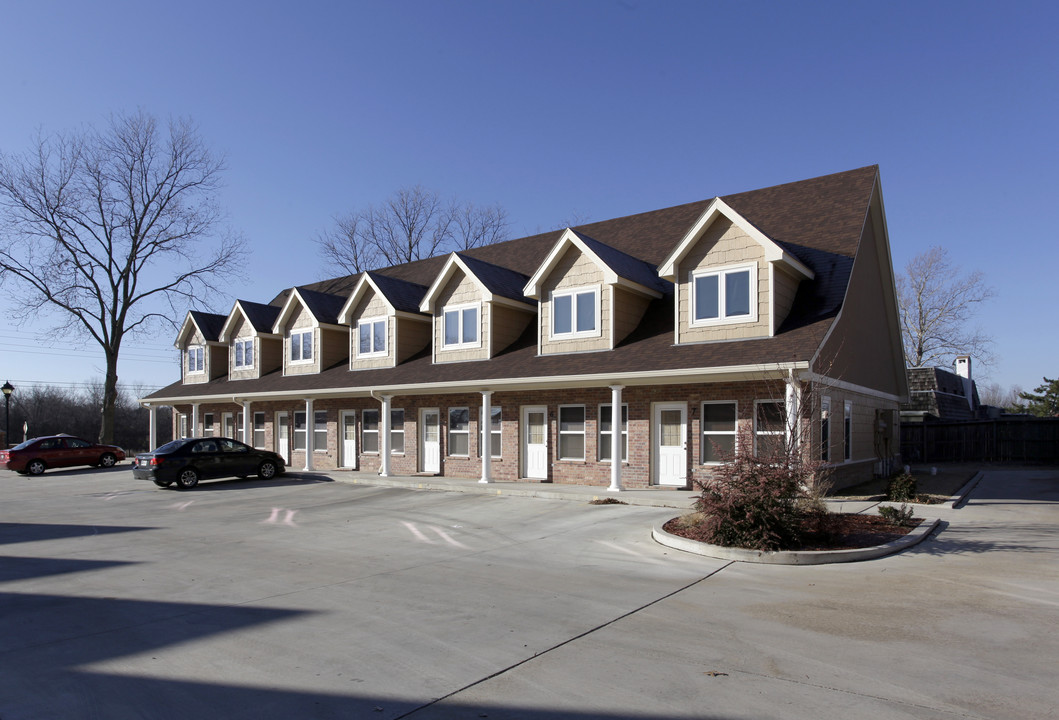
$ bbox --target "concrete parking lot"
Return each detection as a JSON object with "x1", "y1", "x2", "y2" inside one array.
[{"x1": 0, "y1": 464, "x2": 1056, "y2": 719}]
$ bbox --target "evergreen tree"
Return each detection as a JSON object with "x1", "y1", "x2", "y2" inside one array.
[{"x1": 1017, "y1": 377, "x2": 1059, "y2": 417}]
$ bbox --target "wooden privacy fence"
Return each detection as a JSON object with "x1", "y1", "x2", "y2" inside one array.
[{"x1": 901, "y1": 418, "x2": 1059, "y2": 464}]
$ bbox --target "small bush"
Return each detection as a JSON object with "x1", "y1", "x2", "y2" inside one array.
[
  {"x1": 886, "y1": 473, "x2": 918, "y2": 502},
  {"x1": 878, "y1": 504, "x2": 915, "y2": 526}
]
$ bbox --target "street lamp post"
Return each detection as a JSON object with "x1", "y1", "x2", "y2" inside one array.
[{"x1": 2, "y1": 381, "x2": 13, "y2": 449}]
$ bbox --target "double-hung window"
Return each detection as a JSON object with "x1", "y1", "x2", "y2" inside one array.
[
  {"x1": 558, "y1": 405, "x2": 586, "y2": 460},
  {"x1": 598, "y1": 404, "x2": 628, "y2": 463},
  {"x1": 478, "y1": 407, "x2": 502, "y2": 458},
  {"x1": 179, "y1": 414, "x2": 188, "y2": 439},
  {"x1": 702, "y1": 401, "x2": 737, "y2": 464},
  {"x1": 294, "y1": 411, "x2": 307, "y2": 451},
  {"x1": 442, "y1": 304, "x2": 479, "y2": 349},
  {"x1": 202, "y1": 413, "x2": 214, "y2": 437},
  {"x1": 362, "y1": 410, "x2": 380, "y2": 453},
  {"x1": 357, "y1": 317, "x2": 386, "y2": 357},
  {"x1": 843, "y1": 401, "x2": 852, "y2": 461},
  {"x1": 290, "y1": 329, "x2": 313, "y2": 363},
  {"x1": 314, "y1": 411, "x2": 328, "y2": 451},
  {"x1": 390, "y1": 409, "x2": 404, "y2": 453},
  {"x1": 691, "y1": 263, "x2": 757, "y2": 325},
  {"x1": 754, "y1": 400, "x2": 785, "y2": 458},
  {"x1": 234, "y1": 339, "x2": 253, "y2": 368},
  {"x1": 551, "y1": 287, "x2": 599, "y2": 338},
  {"x1": 253, "y1": 412, "x2": 265, "y2": 448},
  {"x1": 448, "y1": 407, "x2": 470, "y2": 456},
  {"x1": 187, "y1": 346, "x2": 204, "y2": 374},
  {"x1": 820, "y1": 397, "x2": 831, "y2": 462}
]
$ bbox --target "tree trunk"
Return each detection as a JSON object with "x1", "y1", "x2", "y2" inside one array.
[{"x1": 99, "y1": 353, "x2": 118, "y2": 445}]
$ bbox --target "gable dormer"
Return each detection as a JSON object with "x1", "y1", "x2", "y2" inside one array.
[
  {"x1": 272, "y1": 287, "x2": 349, "y2": 376},
  {"x1": 337, "y1": 272, "x2": 431, "y2": 370},
  {"x1": 657, "y1": 198, "x2": 814, "y2": 344},
  {"x1": 175, "y1": 311, "x2": 228, "y2": 384},
  {"x1": 218, "y1": 300, "x2": 283, "y2": 380},
  {"x1": 523, "y1": 229, "x2": 666, "y2": 355},
  {"x1": 419, "y1": 253, "x2": 534, "y2": 364}
]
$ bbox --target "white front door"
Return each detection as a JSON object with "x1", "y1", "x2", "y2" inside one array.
[
  {"x1": 340, "y1": 411, "x2": 357, "y2": 469},
  {"x1": 654, "y1": 403, "x2": 687, "y2": 486},
  {"x1": 276, "y1": 411, "x2": 290, "y2": 464},
  {"x1": 222, "y1": 412, "x2": 234, "y2": 439},
  {"x1": 522, "y1": 405, "x2": 548, "y2": 480},
  {"x1": 420, "y1": 408, "x2": 440, "y2": 473}
]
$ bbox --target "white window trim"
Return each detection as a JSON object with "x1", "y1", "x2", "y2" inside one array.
[
  {"x1": 313, "y1": 410, "x2": 328, "y2": 453},
  {"x1": 821, "y1": 396, "x2": 831, "y2": 463},
  {"x1": 187, "y1": 346, "x2": 205, "y2": 375},
  {"x1": 289, "y1": 329, "x2": 314, "y2": 364},
  {"x1": 479, "y1": 406, "x2": 502, "y2": 459},
  {"x1": 689, "y1": 262, "x2": 758, "y2": 327},
  {"x1": 701, "y1": 400, "x2": 738, "y2": 465},
  {"x1": 843, "y1": 400, "x2": 853, "y2": 462},
  {"x1": 356, "y1": 316, "x2": 388, "y2": 358},
  {"x1": 202, "y1": 413, "x2": 215, "y2": 437},
  {"x1": 178, "y1": 414, "x2": 188, "y2": 439},
  {"x1": 253, "y1": 412, "x2": 266, "y2": 449},
  {"x1": 440, "y1": 303, "x2": 482, "y2": 350},
  {"x1": 550, "y1": 285, "x2": 602, "y2": 340},
  {"x1": 233, "y1": 338, "x2": 254, "y2": 368},
  {"x1": 448, "y1": 407, "x2": 470, "y2": 457},
  {"x1": 753, "y1": 399, "x2": 785, "y2": 456},
  {"x1": 362, "y1": 409, "x2": 380, "y2": 454},
  {"x1": 390, "y1": 409, "x2": 405, "y2": 455},
  {"x1": 558, "y1": 404, "x2": 586, "y2": 461},
  {"x1": 597, "y1": 403, "x2": 628, "y2": 464},
  {"x1": 293, "y1": 410, "x2": 307, "y2": 451}
]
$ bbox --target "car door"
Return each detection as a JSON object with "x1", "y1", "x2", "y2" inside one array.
[
  {"x1": 63, "y1": 437, "x2": 95, "y2": 467},
  {"x1": 189, "y1": 439, "x2": 222, "y2": 478},
  {"x1": 216, "y1": 438, "x2": 256, "y2": 477}
]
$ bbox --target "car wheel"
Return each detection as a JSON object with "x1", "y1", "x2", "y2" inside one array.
[
  {"x1": 176, "y1": 468, "x2": 200, "y2": 489},
  {"x1": 257, "y1": 461, "x2": 278, "y2": 480},
  {"x1": 27, "y1": 460, "x2": 46, "y2": 476},
  {"x1": 98, "y1": 453, "x2": 117, "y2": 468}
]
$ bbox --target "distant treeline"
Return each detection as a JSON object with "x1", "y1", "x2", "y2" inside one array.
[{"x1": 1, "y1": 383, "x2": 170, "y2": 452}]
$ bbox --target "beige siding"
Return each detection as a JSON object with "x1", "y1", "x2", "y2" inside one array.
[
  {"x1": 812, "y1": 384, "x2": 900, "y2": 491},
  {"x1": 349, "y1": 290, "x2": 395, "y2": 370},
  {"x1": 491, "y1": 304, "x2": 534, "y2": 355},
  {"x1": 434, "y1": 271, "x2": 489, "y2": 363},
  {"x1": 611, "y1": 286, "x2": 651, "y2": 346},
  {"x1": 320, "y1": 327, "x2": 348, "y2": 370},
  {"x1": 541, "y1": 247, "x2": 609, "y2": 354},
  {"x1": 677, "y1": 218, "x2": 770, "y2": 343},
  {"x1": 259, "y1": 337, "x2": 283, "y2": 375},
  {"x1": 182, "y1": 328, "x2": 208, "y2": 384},
  {"x1": 284, "y1": 304, "x2": 320, "y2": 375},
  {"x1": 397, "y1": 317, "x2": 432, "y2": 363},
  {"x1": 207, "y1": 345, "x2": 228, "y2": 380},
  {"x1": 772, "y1": 266, "x2": 800, "y2": 332},
  {"x1": 228, "y1": 316, "x2": 259, "y2": 381}
]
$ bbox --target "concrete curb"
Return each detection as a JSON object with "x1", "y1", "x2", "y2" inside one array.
[
  {"x1": 949, "y1": 471, "x2": 984, "y2": 508},
  {"x1": 652, "y1": 515, "x2": 941, "y2": 565}
]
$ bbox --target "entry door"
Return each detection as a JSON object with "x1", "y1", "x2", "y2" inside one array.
[
  {"x1": 420, "y1": 408, "x2": 440, "y2": 473},
  {"x1": 654, "y1": 403, "x2": 687, "y2": 486},
  {"x1": 522, "y1": 406, "x2": 548, "y2": 480},
  {"x1": 276, "y1": 412, "x2": 290, "y2": 464},
  {"x1": 340, "y1": 411, "x2": 357, "y2": 469},
  {"x1": 222, "y1": 413, "x2": 234, "y2": 439}
]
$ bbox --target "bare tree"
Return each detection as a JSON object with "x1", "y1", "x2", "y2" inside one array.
[
  {"x1": 897, "y1": 246, "x2": 995, "y2": 368},
  {"x1": 0, "y1": 111, "x2": 244, "y2": 443},
  {"x1": 317, "y1": 186, "x2": 509, "y2": 275},
  {"x1": 979, "y1": 382, "x2": 1023, "y2": 410}
]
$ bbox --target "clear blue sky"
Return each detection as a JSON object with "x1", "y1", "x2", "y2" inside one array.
[{"x1": 1, "y1": 0, "x2": 1055, "y2": 397}]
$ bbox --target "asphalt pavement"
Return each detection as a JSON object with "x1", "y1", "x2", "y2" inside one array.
[{"x1": 0, "y1": 464, "x2": 1055, "y2": 719}]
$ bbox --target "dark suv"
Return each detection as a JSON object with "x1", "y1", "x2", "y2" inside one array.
[{"x1": 1, "y1": 434, "x2": 126, "y2": 475}]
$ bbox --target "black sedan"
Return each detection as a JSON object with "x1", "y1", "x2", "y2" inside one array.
[{"x1": 133, "y1": 437, "x2": 285, "y2": 489}]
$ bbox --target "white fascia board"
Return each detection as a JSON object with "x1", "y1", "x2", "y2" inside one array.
[
  {"x1": 523, "y1": 229, "x2": 621, "y2": 298},
  {"x1": 271, "y1": 288, "x2": 308, "y2": 334},
  {"x1": 657, "y1": 198, "x2": 814, "y2": 281},
  {"x1": 174, "y1": 311, "x2": 198, "y2": 348},
  {"x1": 614, "y1": 276, "x2": 664, "y2": 299},
  {"x1": 419, "y1": 254, "x2": 492, "y2": 312},
  {"x1": 147, "y1": 361, "x2": 810, "y2": 405},
  {"x1": 338, "y1": 274, "x2": 382, "y2": 325},
  {"x1": 804, "y1": 371, "x2": 904, "y2": 404}
]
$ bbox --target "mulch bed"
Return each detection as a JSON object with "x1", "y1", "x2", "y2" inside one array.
[{"x1": 664, "y1": 513, "x2": 922, "y2": 552}]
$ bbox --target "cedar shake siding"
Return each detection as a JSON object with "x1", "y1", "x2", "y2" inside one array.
[{"x1": 144, "y1": 166, "x2": 907, "y2": 490}]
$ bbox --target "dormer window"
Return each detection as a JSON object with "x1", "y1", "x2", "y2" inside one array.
[
  {"x1": 442, "y1": 304, "x2": 480, "y2": 349},
  {"x1": 551, "y1": 286, "x2": 600, "y2": 339},
  {"x1": 290, "y1": 329, "x2": 313, "y2": 363},
  {"x1": 233, "y1": 339, "x2": 254, "y2": 368},
  {"x1": 357, "y1": 317, "x2": 387, "y2": 358},
  {"x1": 187, "y1": 346, "x2": 204, "y2": 374},
  {"x1": 691, "y1": 263, "x2": 757, "y2": 326}
]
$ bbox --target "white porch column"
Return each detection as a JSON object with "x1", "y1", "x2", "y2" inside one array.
[
  {"x1": 785, "y1": 370, "x2": 802, "y2": 453},
  {"x1": 190, "y1": 403, "x2": 200, "y2": 436},
  {"x1": 242, "y1": 401, "x2": 252, "y2": 446},
  {"x1": 145, "y1": 404, "x2": 157, "y2": 451},
  {"x1": 380, "y1": 395, "x2": 392, "y2": 477},
  {"x1": 479, "y1": 390, "x2": 493, "y2": 484},
  {"x1": 607, "y1": 385, "x2": 624, "y2": 492},
  {"x1": 303, "y1": 398, "x2": 315, "y2": 471}
]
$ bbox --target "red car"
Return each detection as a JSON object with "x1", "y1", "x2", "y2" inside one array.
[{"x1": 1, "y1": 434, "x2": 126, "y2": 475}]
